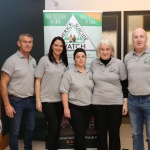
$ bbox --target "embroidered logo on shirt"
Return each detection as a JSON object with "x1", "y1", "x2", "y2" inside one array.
[
  {"x1": 109, "y1": 67, "x2": 115, "y2": 72},
  {"x1": 109, "y1": 67, "x2": 118, "y2": 74},
  {"x1": 144, "y1": 58, "x2": 150, "y2": 64},
  {"x1": 32, "y1": 64, "x2": 36, "y2": 69},
  {"x1": 89, "y1": 75, "x2": 93, "y2": 80}
]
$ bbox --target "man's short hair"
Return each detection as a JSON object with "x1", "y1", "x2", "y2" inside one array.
[{"x1": 19, "y1": 33, "x2": 33, "y2": 41}]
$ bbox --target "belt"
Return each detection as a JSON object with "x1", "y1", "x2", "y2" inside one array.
[{"x1": 9, "y1": 94, "x2": 31, "y2": 99}]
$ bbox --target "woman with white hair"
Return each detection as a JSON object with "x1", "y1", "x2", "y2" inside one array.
[{"x1": 90, "y1": 39, "x2": 128, "y2": 150}]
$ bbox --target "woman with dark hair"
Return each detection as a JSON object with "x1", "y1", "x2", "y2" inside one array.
[
  {"x1": 35, "y1": 36, "x2": 68, "y2": 150},
  {"x1": 60, "y1": 48, "x2": 94, "y2": 150},
  {"x1": 48, "y1": 36, "x2": 68, "y2": 66}
]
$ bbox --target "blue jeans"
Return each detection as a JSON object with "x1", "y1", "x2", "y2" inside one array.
[
  {"x1": 9, "y1": 96, "x2": 36, "y2": 150},
  {"x1": 128, "y1": 92, "x2": 150, "y2": 150}
]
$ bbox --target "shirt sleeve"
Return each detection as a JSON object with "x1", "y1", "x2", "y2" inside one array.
[
  {"x1": 120, "y1": 79, "x2": 128, "y2": 98},
  {"x1": 60, "y1": 71, "x2": 71, "y2": 94},
  {"x1": 35, "y1": 57, "x2": 45, "y2": 79},
  {"x1": 1, "y1": 59, "x2": 15, "y2": 77},
  {"x1": 90, "y1": 60, "x2": 94, "y2": 72},
  {"x1": 119, "y1": 61, "x2": 127, "y2": 81}
]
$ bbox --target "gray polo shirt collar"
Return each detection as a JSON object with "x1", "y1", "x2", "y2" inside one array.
[
  {"x1": 132, "y1": 46, "x2": 150, "y2": 56},
  {"x1": 73, "y1": 66, "x2": 91, "y2": 73},
  {"x1": 16, "y1": 51, "x2": 32, "y2": 60},
  {"x1": 52, "y1": 58, "x2": 63, "y2": 65},
  {"x1": 96, "y1": 57, "x2": 115, "y2": 66}
]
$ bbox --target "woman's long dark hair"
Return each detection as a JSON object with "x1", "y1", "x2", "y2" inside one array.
[{"x1": 48, "y1": 36, "x2": 68, "y2": 67}]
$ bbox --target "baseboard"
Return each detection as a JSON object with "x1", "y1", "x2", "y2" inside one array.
[{"x1": 0, "y1": 133, "x2": 9, "y2": 150}]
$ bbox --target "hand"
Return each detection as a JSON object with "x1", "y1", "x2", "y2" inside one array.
[
  {"x1": 5, "y1": 106, "x2": 16, "y2": 118},
  {"x1": 64, "y1": 108, "x2": 71, "y2": 118},
  {"x1": 122, "y1": 102, "x2": 128, "y2": 115},
  {"x1": 36, "y1": 100, "x2": 42, "y2": 112}
]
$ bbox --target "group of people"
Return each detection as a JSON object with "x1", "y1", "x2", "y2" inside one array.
[{"x1": 1, "y1": 27, "x2": 149, "y2": 150}]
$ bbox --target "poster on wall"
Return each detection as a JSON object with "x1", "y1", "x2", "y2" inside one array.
[
  {"x1": 43, "y1": 10, "x2": 102, "y2": 68},
  {"x1": 43, "y1": 10, "x2": 102, "y2": 149}
]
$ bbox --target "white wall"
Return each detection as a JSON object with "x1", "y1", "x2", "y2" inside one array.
[
  {"x1": 45, "y1": 0, "x2": 150, "y2": 59},
  {"x1": 45, "y1": 0, "x2": 149, "y2": 11}
]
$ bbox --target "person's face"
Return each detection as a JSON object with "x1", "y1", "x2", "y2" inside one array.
[
  {"x1": 132, "y1": 28, "x2": 148, "y2": 51},
  {"x1": 99, "y1": 43, "x2": 112, "y2": 60},
  {"x1": 74, "y1": 52, "x2": 86, "y2": 67},
  {"x1": 17, "y1": 36, "x2": 33, "y2": 54},
  {"x1": 52, "y1": 39, "x2": 63, "y2": 57}
]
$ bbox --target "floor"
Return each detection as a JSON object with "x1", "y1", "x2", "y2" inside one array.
[{"x1": 4, "y1": 117, "x2": 148, "y2": 150}]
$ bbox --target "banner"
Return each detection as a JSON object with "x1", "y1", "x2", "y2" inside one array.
[
  {"x1": 45, "y1": 115, "x2": 97, "y2": 149},
  {"x1": 43, "y1": 10, "x2": 102, "y2": 68},
  {"x1": 43, "y1": 10, "x2": 102, "y2": 149}
]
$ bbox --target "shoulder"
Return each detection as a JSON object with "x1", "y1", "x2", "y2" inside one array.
[
  {"x1": 124, "y1": 51, "x2": 133, "y2": 59},
  {"x1": 64, "y1": 68, "x2": 75, "y2": 75},
  {"x1": 125, "y1": 51, "x2": 133, "y2": 57},
  {"x1": 91, "y1": 58, "x2": 98, "y2": 64},
  {"x1": 124, "y1": 51, "x2": 134, "y2": 65},
  {"x1": 113, "y1": 57, "x2": 123, "y2": 64},
  {"x1": 64, "y1": 68, "x2": 74, "y2": 74},
  {"x1": 90, "y1": 58, "x2": 99, "y2": 68},
  {"x1": 40, "y1": 55, "x2": 48, "y2": 61},
  {"x1": 38, "y1": 55, "x2": 49, "y2": 64},
  {"x1": 3, "y1": 52, "x2": 18, "y2": 64},
  {"x1": 1, "y1": 53, "x2": 18, "y2": 74},
  {"x1": 112, "y1": 58, "x2": 125, "y2": 69},
  {"x1": 62, "y1": 68, "x2": 74, "y2": 80}
]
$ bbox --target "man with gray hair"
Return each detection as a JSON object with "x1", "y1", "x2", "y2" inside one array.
[
  {"x1": 1, "y1": 33, "x2": 36, "y2": 150},
  {"x1": 124, "y1": 28, "x2": 150, "y2": 150}
]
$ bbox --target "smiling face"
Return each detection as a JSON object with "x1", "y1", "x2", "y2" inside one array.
[
  {"x1": 52, "y1": 39, "x2": 63, "y2": 57},
  {"x1": 17, "y1": 36, "x2": 33, "y2": 54},
  {"x1": 74, "y1": 52, "x2": 86, "y2": 68},
  {"x1": 99, "y1": 43, "x2": 112, "y2": 60},
  {"x1": 132, "y1": 28, "x2": 148, "y2": 52}
]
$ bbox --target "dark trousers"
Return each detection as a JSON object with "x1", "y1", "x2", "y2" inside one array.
[
  {"x1": 68, "y1": 103, "x2": 92, "y2": 150},
  {"x1": 92, "y1": 105, "x2": 123, "y2": 150},
  {"x1": 42, "y1": 102, "x2": 63, "y2": 150}
]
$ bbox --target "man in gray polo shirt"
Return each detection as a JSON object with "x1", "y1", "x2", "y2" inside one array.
[
  {"x1": 124, "y1": 28, "x2": 150, "y2": 150},
  {"x1": 1, "y1": 33, "x2": 36, "y2": 150}
]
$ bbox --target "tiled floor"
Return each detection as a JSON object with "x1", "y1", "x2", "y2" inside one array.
[{"x1": 4, "y1": 117, "x2": 148, "y2": 150}]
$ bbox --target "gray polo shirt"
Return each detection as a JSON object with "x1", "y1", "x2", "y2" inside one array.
[
  {"x1": 1, "y1": 51, "x2": 36, "y2": 98},
  {"x1": 124, "y1": 46, "x2": 150, "y2": 95},
  {"x1": 35, "y1": 55, "x2": 68, "y2": 103},
  {"x1": 90, "y1": 57, "x2": 127, "y2": 105},
  {"x1": 60, "y1": 67, "x2": 94, "y2": 106}
]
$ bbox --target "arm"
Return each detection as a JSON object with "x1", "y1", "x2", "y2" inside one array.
[
  {"x1": 1, "y1": 71, "x2": 16, "y2": 118},
  {"x1": 122, "y1": 98, "x2": 128, "y2": 115},
  {"x1": 120, "y1": 79, "x2": 128, "y2": 115},
  {"x1": 60, "y1": 70, "x2": 71, "y2": 118},
  {"x1": 35, "y1": 78, "x2": 42, "y2": 112},
  {"x1": 62, "y1": 93, "x2": 71, "y2": 118}
]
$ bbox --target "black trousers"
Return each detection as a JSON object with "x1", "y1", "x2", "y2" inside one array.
[
  {"x1": 92, "y1": 105, "x2": 123, "y2": 150},
  {"x1": 42, "y1": 102, "x2": 63, "y2": 150},
  {"x1": 68, "y1": 103, "x2": 92, "y2": 150}
]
